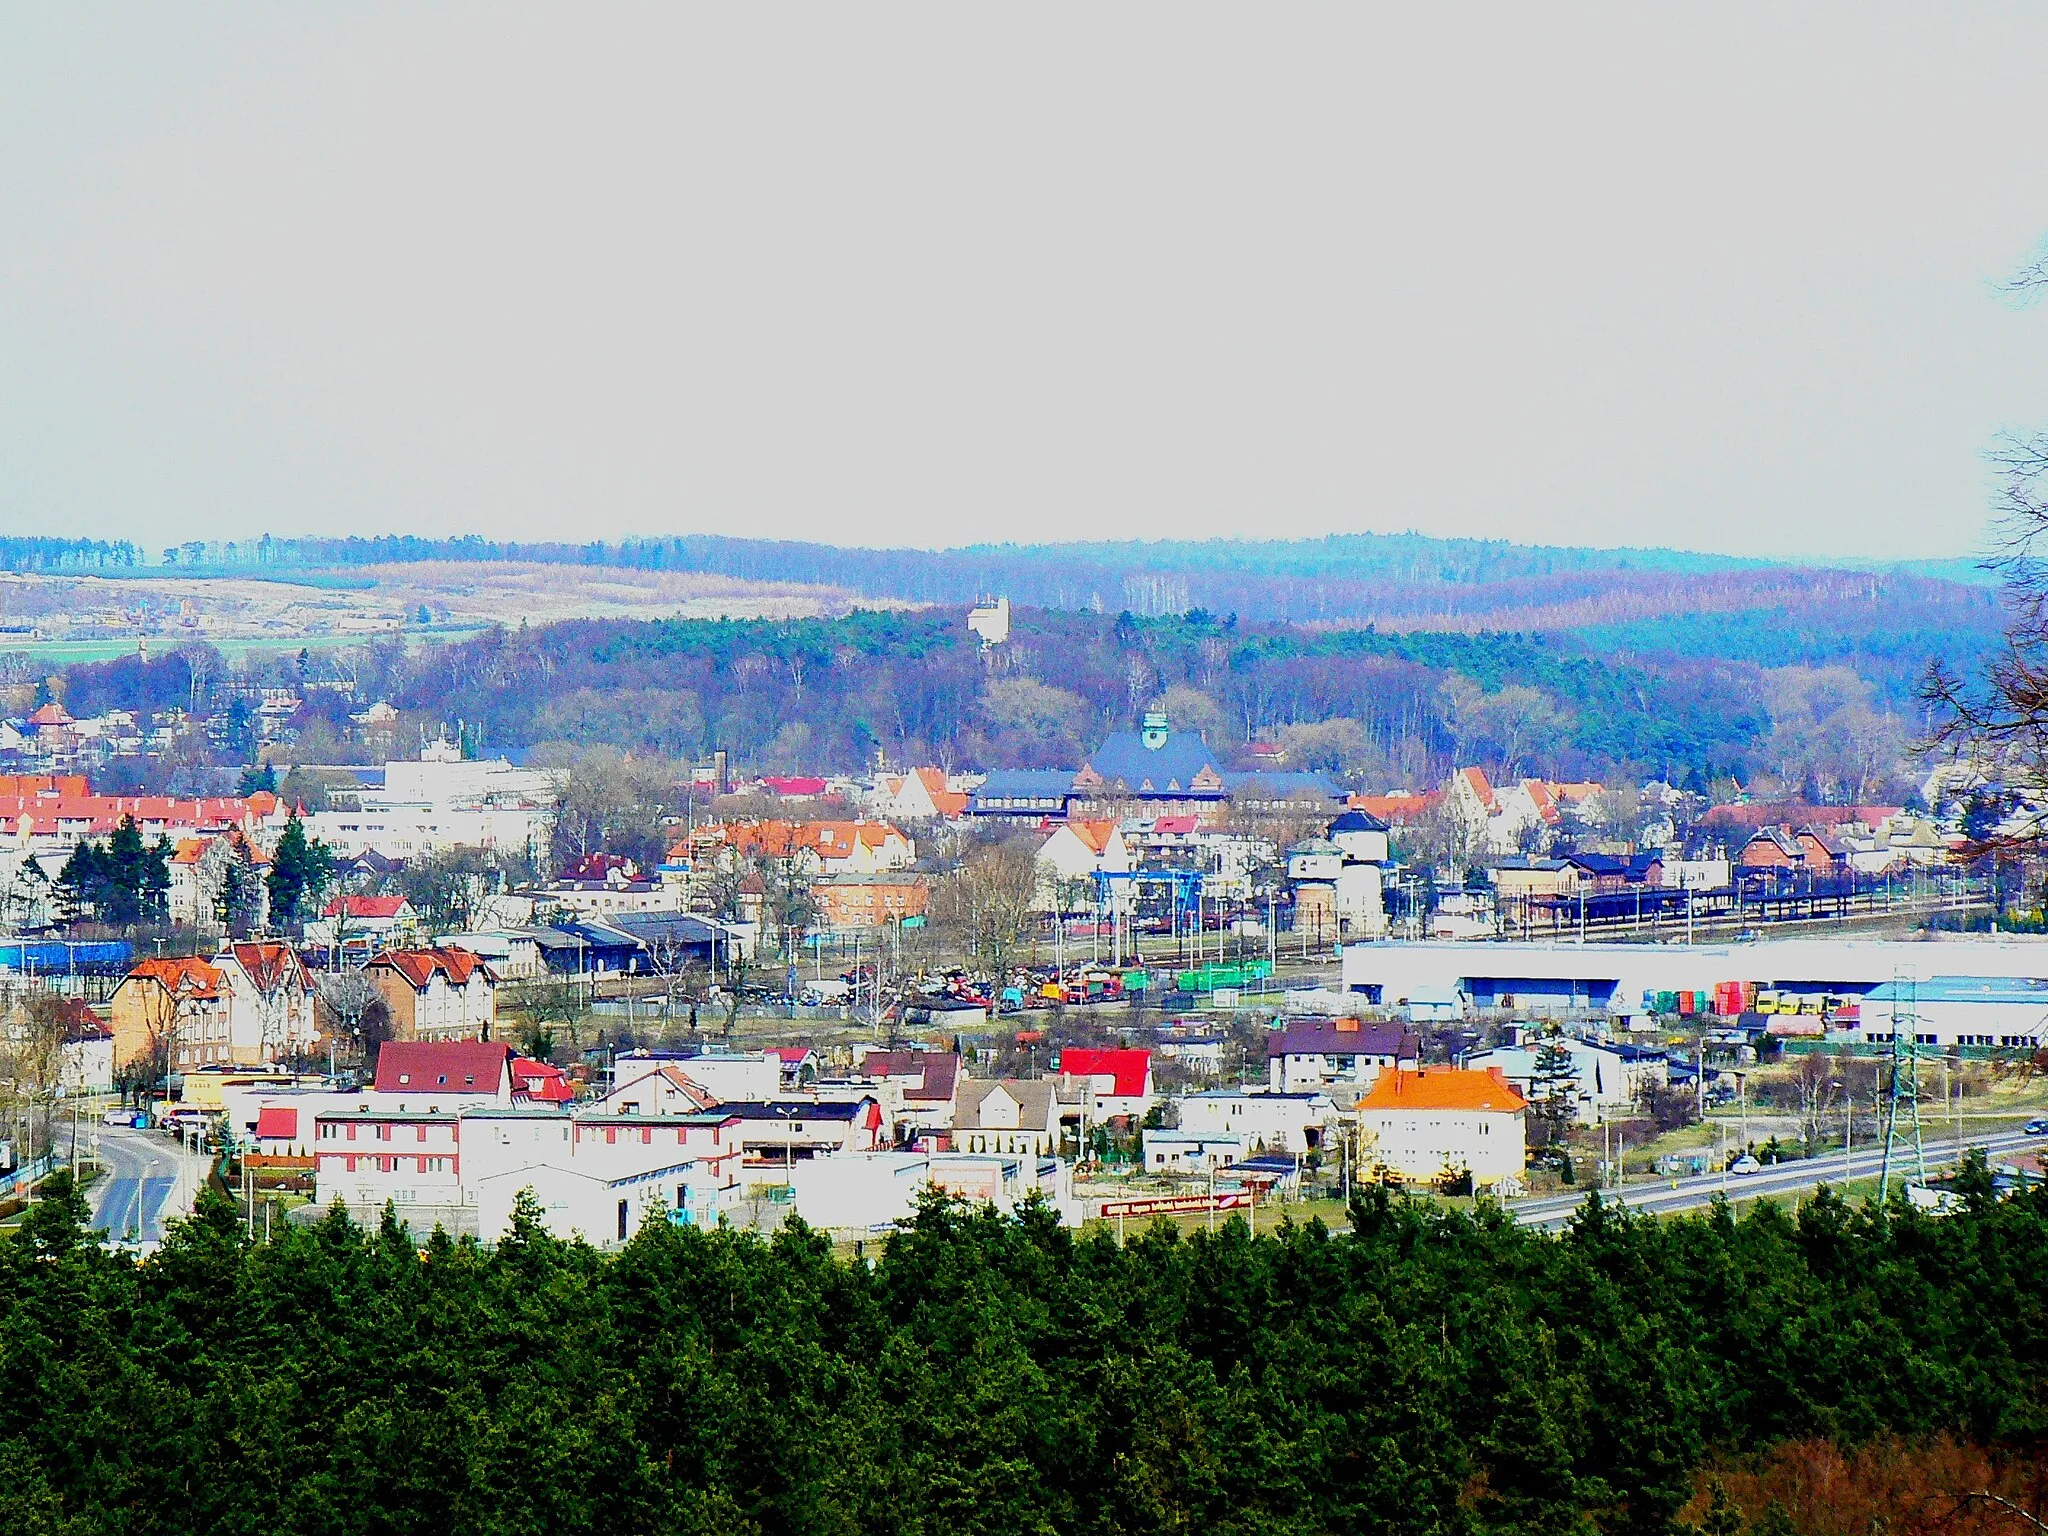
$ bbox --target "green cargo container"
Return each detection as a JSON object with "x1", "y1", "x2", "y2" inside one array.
[{"x1": 1175, "y1": 960, "x2": 1277, "y2": 994}]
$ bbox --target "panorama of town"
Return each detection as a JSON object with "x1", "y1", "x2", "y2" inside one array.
[{"x1": 5, "y1": 599, "x2": 2040, "y2": 1256}]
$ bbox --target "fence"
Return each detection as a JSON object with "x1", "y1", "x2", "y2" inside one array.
[{"x1": 0, "y1": 1153, "x2": 59, "y2": 1199}]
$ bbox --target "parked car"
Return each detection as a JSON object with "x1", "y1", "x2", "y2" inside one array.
[
  {"x1": 1728, "y1": 1154, "x2": 1763, "y2": 1176},
  {"x1": 102, "y1": 1108, "x2": 138, "y2": 1127}
]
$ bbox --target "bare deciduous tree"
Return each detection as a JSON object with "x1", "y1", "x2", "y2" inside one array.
[
  {"x1": 1924, "y1": 245, "x2": 2048, "y2": 849},
  {"x1": 933, "y1": 837, "x2": 1042, "y2": 977}
]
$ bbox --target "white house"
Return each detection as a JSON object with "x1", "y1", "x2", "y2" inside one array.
[
  {"x1": 1462, "y1": 1037, "x2": 1666, "y2": 1126},
  {"x1": 1053, "y1": 1048, "x2": 1153, "y2": 1121},
  {"x1": 591, "y1": 1065, "x2": 721, "y2": 1118},
  {"x1": 608, "y1": 1049, "x2": 781, "y2": 1103},
  {"x1": 871, "y1": 767, "x2": 968, "y2": 823},
  {"x1": 1035, "y1": 820, "x2": 1132, "y2": 911},
  {"x1": 470, "y1": 1156, "x2": 721, "y2": 1247},
  {"x1": 1355, "y1": 1066, "x2": 1527, "y2": 1189},
  {"x1": 1174, "y1": 1089, "x2": 1334, "y2": 1156},
  {"x1": 954, "y1": 1078, "x2": 1062, "y2": 1157},
  {"x1": 1264, "y1": 1018, "x2": 1417, "y2": 1093},
  {"x1": 60, "y1": 1023, "x2": 115, "y2": 1094},
  {"x1": 1141, "y1": 1129, "x2": 1248, "y2": 1173}
]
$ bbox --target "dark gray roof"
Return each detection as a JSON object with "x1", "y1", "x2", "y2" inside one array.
[
  {"x1": 970, "y1": 770, "x2": 1079, "y2": 808},
  {"x1": 1265, "y1": 1018, "x2": 1419, "y2": 1060},
  {"x1": 1085, "y1": 729, "x2": 1225, "y2": 793},
  {"x1": 1329, "y1": 808, "x2": 1389, "y2": 834},
  {"x1": 601, "y1": 911, "x2": 725, "y2": 945},
  {"x1": 722, "y1": 1100, "x2": 868, "y2": 1122}
]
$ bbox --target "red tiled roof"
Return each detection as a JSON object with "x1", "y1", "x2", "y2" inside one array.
[
  {"x1": 367, "y1": 946, "x2": 492, "y2": 991},
  {"x1": 715, "y1": 819, "x2": 908, "y2": 860},
  {"x1": 1703, "y1": 801, "x2": 1902, "y2": 833},
  {"x1": 511, "y1": 1057, "x2": 574, "y2": 1103},
  {"x1": 374, "y1": 1039, "x2": 513, "y2": 1094},
  {"x1": 1057, "y1": 1047, "x2": 1151, "y2": 1100},
  {"x1": 255, "y1": 1106, "x2": 299, "y2": 1139},
  {"x1": 0, "y1": 787, "x2": 278, "y2": 840},
  {"x1": 323, "y1": 894, "x2": 409, "y2": 920},
  {"x1": 229, "y1": 941, "x2": 309, "y2": 994}
]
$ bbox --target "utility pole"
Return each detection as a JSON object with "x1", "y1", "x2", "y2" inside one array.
[{"x1": 1878, "y1": 969, "x2": 1927, "y2": 1206}]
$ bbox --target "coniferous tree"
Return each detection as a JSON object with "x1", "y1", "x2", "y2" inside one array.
[{"x1": 265, "y1": 811, "x2": 334, "y2": 935}]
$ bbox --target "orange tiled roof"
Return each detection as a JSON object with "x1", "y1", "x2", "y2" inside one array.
[
  {"x1": 1351, "y1": 790, "x2": 1440, "y2": 824},
  {"x1": 1065, "y1": 819, "x2": 1120, "y2": 855},
  {"x1": 714, "y1": 819, "x2": 906, "y2": 859},
  {"x1": 122, "y1": 955, "x2": 225, "y2": 998},
  {"x1": 1357, "y1": 1066, "x2": 1527, "y2": 1114},
  {"x1": 368, "y1": 946, "x2": 493, "y2": 992},
  {"x1": 1458, "y1": 767, "x2": 1495, "y2": 810},
  {"x1": 228, "y1": 941, "x2": 309, "y2": 993}
]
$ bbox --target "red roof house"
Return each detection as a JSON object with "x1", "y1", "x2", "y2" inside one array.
[
  {"x1": 1055, "y1": 1047, "x2": 1154, "y2": 1117},
  {"x1": 374, "y1": 1038, "x2": 516, "y2": 1100}
]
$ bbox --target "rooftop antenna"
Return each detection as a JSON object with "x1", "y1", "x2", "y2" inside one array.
[{"x1": 1878, "y1": 967, "x2": 1927, "y2": 1207}]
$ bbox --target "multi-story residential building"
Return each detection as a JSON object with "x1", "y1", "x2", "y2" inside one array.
[
  {"x1": 109, "y1": 942, "x2": 316, "y2": 1072},
  {"x1": 1264, "y1": 1018, "x2": 1416, "y2": 1093},
  {"x1": 365, "y1": 947, "x2": 497, "y2": 1042},
  {"x1": 1354, "y1": 1066, "x2": 1527, "y2": 1189},
  {"x1": 303, "y1": 740, "x2": 554, "y2": 861},
  {"x1": 814, "y1": 872, "x2": 929, "y2": 929}
]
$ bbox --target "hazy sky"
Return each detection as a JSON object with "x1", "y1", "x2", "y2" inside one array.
[{"x1": 5, "y1": 6, "x2": 2048, "y2": 561}]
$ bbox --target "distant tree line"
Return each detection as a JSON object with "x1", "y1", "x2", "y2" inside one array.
[
  {"x1": 1, "y1": 1162, "x2": 2043, "y2": 1534},
  {"x1": 0, "y1": 536, "x2": 140, "y2": 572},
  {"x1": 135, "y1": 530, "x2": 2002, "y2": 646}
]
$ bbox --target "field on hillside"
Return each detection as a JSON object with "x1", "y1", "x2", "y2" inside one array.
[{"x1": 0, "y1": 562, "x2": 892, "y2": 654}]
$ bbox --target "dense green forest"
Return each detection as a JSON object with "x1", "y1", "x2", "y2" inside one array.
[{"x1": 3, "y1": 1165, "x2": 2044, "y2": 1534}]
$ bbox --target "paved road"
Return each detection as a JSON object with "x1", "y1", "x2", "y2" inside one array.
[
  {"x1": 1507, "y1": 1128, "x2": 2045, "y2": 1230},
  {"x1": 89, "y1": 1123, "x2": 206, "y2": 1249}
]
